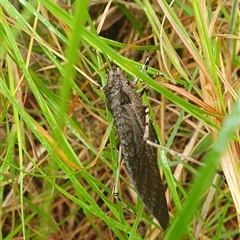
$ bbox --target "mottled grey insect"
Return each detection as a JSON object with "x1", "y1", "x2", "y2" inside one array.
[{"x1": 103, "y1": 65, "x2": 169, "y2": 231}]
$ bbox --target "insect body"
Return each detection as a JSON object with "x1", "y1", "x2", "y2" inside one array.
[{"x1": 103, "y1": 67, "x2": 169, "y2": 230}]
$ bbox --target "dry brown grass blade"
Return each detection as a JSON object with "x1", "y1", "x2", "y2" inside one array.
[
  {"x1": 161, "y1": 82, "x2": 222, "y2": 116},
  {"x1": 221, "y1": 143, "x2": 240, "y2": 229}
]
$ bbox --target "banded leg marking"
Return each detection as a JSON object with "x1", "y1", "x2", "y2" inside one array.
[
  {"x1": 132, "y1": 56, "x2": 152, "y2": 86},
  {"x1": 143, "y1": 107, "x2": 150, "y2": 142}
]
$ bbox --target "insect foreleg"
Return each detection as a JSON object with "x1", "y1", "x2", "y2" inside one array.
[{"x1": 132, "y1": 56, "x2": 152, "y2": 86}]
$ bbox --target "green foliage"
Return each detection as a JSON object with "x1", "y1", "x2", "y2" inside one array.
[{"x1": 0, "y1": 0, "x2": 239, "y2": 239}]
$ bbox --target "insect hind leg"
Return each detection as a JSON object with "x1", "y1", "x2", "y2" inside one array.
[
  {"x1": 113, "y1": 145, "x2": 123, "y2": 199},
  {"x1": 113, "y1": 146, "x2": 146, "y2": 239}
]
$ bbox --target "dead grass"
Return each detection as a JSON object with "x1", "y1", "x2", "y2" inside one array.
[{"x1": 0, "y1": 0, "x2": 239, "y2": 239}]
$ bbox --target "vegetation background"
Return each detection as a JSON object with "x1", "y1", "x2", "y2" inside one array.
[{"x1": 0, "y1": 0, "x2": 239, "y2": 239}]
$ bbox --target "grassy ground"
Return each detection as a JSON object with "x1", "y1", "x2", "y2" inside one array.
[{"x1": 0, "y1": 0, "x2": 240, "y2": 239}]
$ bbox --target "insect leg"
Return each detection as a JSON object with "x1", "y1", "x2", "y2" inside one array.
[
  {"x1": 152, "y1": 72, "x2": 164, "y2": 80},
  {"x1": 132, "y1": 56, "x2": 152, "y2": 86},
  {"x1": 145, "y1": 131, "x2": 227, "y2": 183},
  {"x1": 113, "y1": 146, "x2": 146, "y2": 238},
  {"x1": 143, "y1": 107, "x2": 150, "y2": 142},
  {"x1": 216, "y1": 170, "x2": 227, "y2": 183},
  {"x1": 113, "y1": 145, "x2": 123, "y2": 199}
]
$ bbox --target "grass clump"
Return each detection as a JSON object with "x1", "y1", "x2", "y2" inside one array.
[{"x1": 0, "y1": 0, "x2": 239, "y2": 239}]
